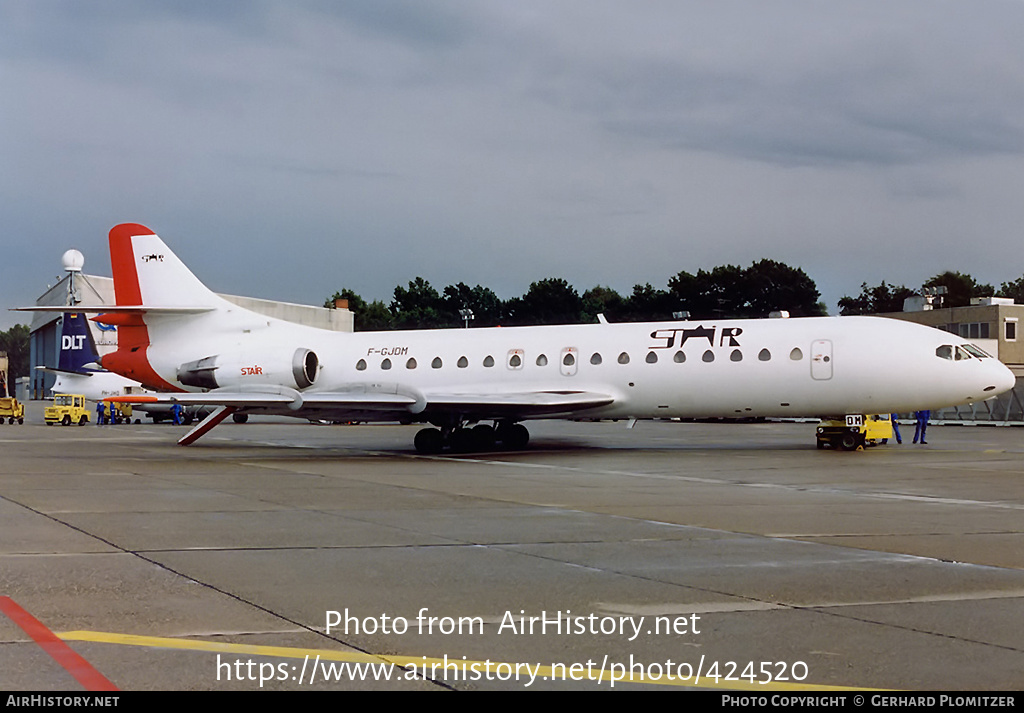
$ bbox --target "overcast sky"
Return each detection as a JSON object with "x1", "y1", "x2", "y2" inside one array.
[{"x1": 3, "y1": 1, "x2": 1024, "y2": 330}]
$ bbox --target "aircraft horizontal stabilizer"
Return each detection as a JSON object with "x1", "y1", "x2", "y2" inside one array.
[{"x1": 15, "y1": 305, "x2": 214, "y2": 314}]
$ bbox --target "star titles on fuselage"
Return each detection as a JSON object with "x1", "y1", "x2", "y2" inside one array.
[{"x1": 649, "y1": 326, "x2": 742, "y2": 350}]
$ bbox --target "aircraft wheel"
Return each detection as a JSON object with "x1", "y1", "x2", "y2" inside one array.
[
  {"x1": 414, "y1": 428, "x2": 444, "y2": 454},
  {"x1": 839, "y1": 432, "x2": 860, "y2": 451},
  {"x1": 232, "y1": 412, "x2": 249, "y2": 424},
  {"x1": 62, "y1": 415, "x2": 71, "y2": 426},
  {"x1": 500, "y1": 423, "x2": 530, "y2": 450},
  {"x1": 472, "y1": 424, "x2": 497, "y2": 451},
  {"x1": 182, "y1": 413, "x2": 194, "y2": 425},
  {"x1": 449, "y1": 428, "x2": 476, "y2": 453}
]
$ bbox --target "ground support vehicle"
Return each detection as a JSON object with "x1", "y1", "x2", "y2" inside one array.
[
  {"x1": 44, "y1": 394, "x2": 90, "y2": 426},
  {"x1": 0, "y1": 397, "x2": 25, "y2": 424},
  {"x1": 816, "y1": 414, "x2": 893, "y2": 451}
]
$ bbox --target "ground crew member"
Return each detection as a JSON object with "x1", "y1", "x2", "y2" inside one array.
[
  {"x1": 913, "y1": 410, "x2": 930, "y2": 444},
  {"x1": 890, "y1": 413, "x2": 902, "y2": 444},
  {"x1": 96, "y1": 401, "x2": 105, "y2": 426}
]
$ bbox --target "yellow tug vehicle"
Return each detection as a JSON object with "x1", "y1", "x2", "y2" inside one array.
[
  {"x1": 816, "y1": 414, "x2": 893, "y2": 451},
  {"x1": 44, "y1": 394, "x2": 90, "y2": 426}
]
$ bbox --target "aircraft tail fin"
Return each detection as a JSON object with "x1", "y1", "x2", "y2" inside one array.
[
  {"x1": 101, "y1": 224, "x2": 227, "y2": 391},
  {"x1": 108, "y1": 223, "x2": 224, "y2": 308},
  {"x1": 58, "y1": 312, "x2": 102, "y2": 373}
]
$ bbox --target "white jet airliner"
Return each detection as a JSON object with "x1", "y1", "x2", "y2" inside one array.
[{"x1": 23, "y1": 223, "x2": 1016, "y2": 451}]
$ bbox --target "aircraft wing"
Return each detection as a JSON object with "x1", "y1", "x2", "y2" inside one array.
[{"x1": 108, "y1": 388, "x2": 614, "y2": 419}]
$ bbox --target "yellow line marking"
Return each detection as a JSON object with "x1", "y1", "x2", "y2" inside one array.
[{"x1": 59, "y1": 630, "x2": 865, "y2": 690}]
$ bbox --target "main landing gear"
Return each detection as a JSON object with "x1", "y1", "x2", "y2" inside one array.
[{"x1": 414, "y1": 421, "x2": 530, "y2": 454}]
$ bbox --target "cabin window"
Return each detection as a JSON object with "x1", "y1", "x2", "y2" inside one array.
[
  {"x1": 702, "y1": 350, "x2": 715, "y2": 362},
  {"x1": 645, "y1": 351, "x2": 658, "y2": 364},
  {"x1": 432, "y1": 357, "x2": 443, "y2": 369},
  {"x1": 617, "y1": 352, "x2": 630, "y2": 364},
  {"x1": 730, "y1": 349, "x2": 742, "y2": 362},
  {"x1": 509, "y1": 353, "x2": 522, "y2": 368},
  {"x1": 790, "y1": 347, "x2": 803, "y2": 361},
  {"x1": 590, "y1": 353, "x2": 602, "y2": 365},
  {"x1": 457, "y1": 356, "x2": 469, "y2": 368},
  {"x1": 758, "y1": 348, "x2": 771, "y2": 362},
  {"x1": 406, "y1": 358, "x2": 417, "y2": 369},
  {"x1": 673, "y1": 351, "x2": 686, "y2": 363},
  {"x1": 356, "y1": 359, "x2": 367, "y2": 371},
  {"x1": 483, "y1": 355, "x2": 495, "y2": 367},
  {"x1": 381, "y1": 358, "x2": 392, "y2": 370},
  {"x1": 536, "y1": 354, "x2": 548, "y2": 366},
  {"x1": 563, "y1": 352, "x2": 576, "y2": 366}
]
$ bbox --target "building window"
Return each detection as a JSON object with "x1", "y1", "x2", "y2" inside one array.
[
  {"x1": 1007, "y1": 319, "x2": 1018, "y2": 342},
  {"x1": 958, "y1": 322, "x2": 990, "y2": 339}
]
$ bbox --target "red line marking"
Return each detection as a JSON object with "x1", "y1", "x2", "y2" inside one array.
[{"x1": 0, "y1": 596, "x2": 118, "y2": 691}]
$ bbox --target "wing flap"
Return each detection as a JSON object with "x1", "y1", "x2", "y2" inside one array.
[{"x1": 423, "y1": 390, "x2": 614, "y2": 415}]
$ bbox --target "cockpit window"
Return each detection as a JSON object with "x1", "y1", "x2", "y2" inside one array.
[{"x1": 938, "y1": 343, "x2": 988, "y2": 361}]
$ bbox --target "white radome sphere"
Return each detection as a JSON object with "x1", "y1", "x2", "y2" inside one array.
[{"x1": 62, "y1": 249, "x2": 85, "y2": 273}]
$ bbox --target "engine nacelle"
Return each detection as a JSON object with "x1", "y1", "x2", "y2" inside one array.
[{"x1": 177, "y1": 348, "x2": 319, "y2": 390}]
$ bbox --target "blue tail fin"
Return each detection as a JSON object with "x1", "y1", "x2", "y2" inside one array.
[{"x1": 59, "y1": 313, "x2": 102, "y2": 373}]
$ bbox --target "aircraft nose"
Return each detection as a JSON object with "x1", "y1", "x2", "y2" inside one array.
[{"x1": 984, "y1": 361, "x2": 1017, "y2": 397}]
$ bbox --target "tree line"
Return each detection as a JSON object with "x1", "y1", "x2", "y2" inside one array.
[
  {"x1": 326, "y1": 259, "x2": 826, "y2": 331},
  {"x1": 838, "y1": 271, "x2": 1024, "y2": 315}
]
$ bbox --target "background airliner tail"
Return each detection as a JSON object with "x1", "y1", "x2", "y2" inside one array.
[{"x1": 58, "y1": 312, "x2": 102, "y2": 373}]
